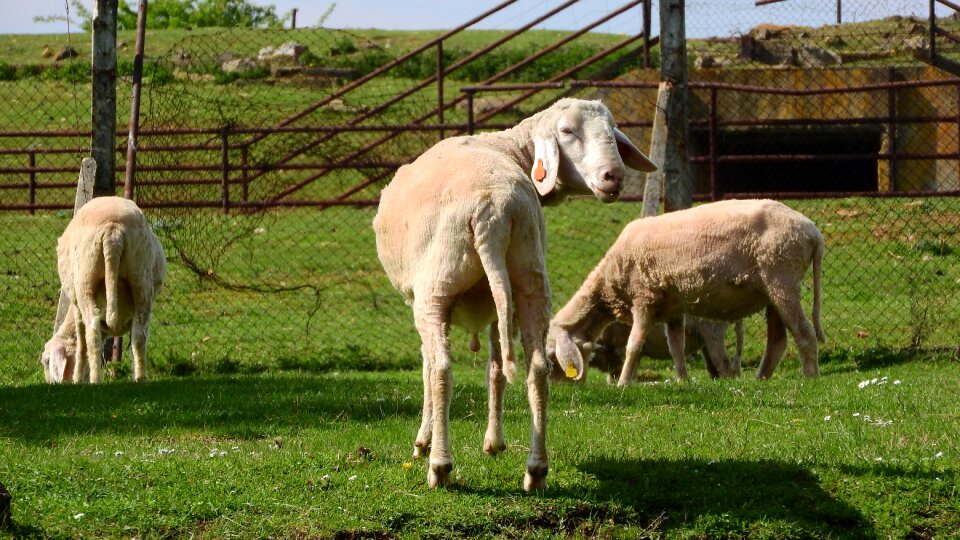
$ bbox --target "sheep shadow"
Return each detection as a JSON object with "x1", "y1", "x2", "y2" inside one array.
[
  {"x1": 578, "y1": 457, "x2": 873, "y2": 538},
  {"x1": 0, "y1": 372, "x2": 492, "y2": 445}
]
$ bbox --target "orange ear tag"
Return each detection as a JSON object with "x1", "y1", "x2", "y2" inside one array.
[{"x1": 533, "y1": 159, "x2": 547, "y2": 182}]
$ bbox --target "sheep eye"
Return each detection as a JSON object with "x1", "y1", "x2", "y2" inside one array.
[{"x1": 559, "y1": 127, "x2": 574, "y2": 135}]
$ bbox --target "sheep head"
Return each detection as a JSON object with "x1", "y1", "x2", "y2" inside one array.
[
  {"x1": 529, "y1": 99, "x2": 656, "y2": 203},
  {"x1": 545, "y1": 324, "x2": 590, "y2": 382},
  {"x1": 40, "y1": 332, "x2": 76, "y2": 384}
]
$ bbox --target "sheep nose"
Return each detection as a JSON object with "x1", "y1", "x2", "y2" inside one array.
[{"x1": 596, "y1": 168, "x2": 623, "y2": 194}]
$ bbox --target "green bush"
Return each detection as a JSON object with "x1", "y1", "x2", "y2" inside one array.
[{"x1": 0, "y1": 61, "x2": 15, "y2": 81}]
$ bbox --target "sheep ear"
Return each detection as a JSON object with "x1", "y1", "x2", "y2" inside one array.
[
  {"x1": 49, "y1": 343, "x2": 71, "y2": 384},
  {"x1": 555, "y1": 330, "x2": 585, "y2": 381},
  {"x1": 614, "y1": 128, "x2": 657, "y2": 173},
  {"x1": 531, "y1": 136, "x2": 559, "y2": 196}
]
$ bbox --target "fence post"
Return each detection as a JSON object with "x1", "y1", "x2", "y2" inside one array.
[
  {"x1": 92, "y1": 0, "x2": 118, "y2": 197},
  {"x1": 221, "y1": 128, "x2": 231, "y2": 214},
  {"x1": 123, "y1": 0, "x2": 147, "y2": 200},
  {"x1": 28, "y1": 151, "x2": 36, "y2": 215},
  {"x1": 437, "y1": 41, "x2": 445, "y2": 141},
  {"x1": 658, "y1": 0, "x2": 693, "y2": 212}
]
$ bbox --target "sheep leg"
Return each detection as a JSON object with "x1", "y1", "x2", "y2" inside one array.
[
  {"x1": 79, "y1": 305, "x2": 104, "y2": 384},
  {"x1": 732, "y1": 319, "x2": 745, "y2": 376},
  {"x1": 129, "y1": 292, "x2": 154, "y2": 382},
  {"x1": 413, "y1": 296, "x2": 454, "y2": 488},
  {"x1": 71, "y1": 312, "x2": 88, "y2": 384},
  {"x1": 618, "y1": 308, "x2": 652, "y2": 387},
  {"x1": 770, "y1": 289, "x2": 820, "y2": 378},
  {"x1": 665, "y1": 318, "x2": 688, "y2": 380},
  {"x1": 756, "y1": 305, "x2": 787, "y2": 380},
  {"x1": 513, "y1": 288, "x2": 550, "y2": 492},
  {"x1": 483, "y1": 323, "x2": 507, "y2": 455},
  {"x1": 700, "y1": 323, "x2": 734, "y2": 378},
  {"x1": 413, "y1": 342, "x2": 432, "y2": 459}
]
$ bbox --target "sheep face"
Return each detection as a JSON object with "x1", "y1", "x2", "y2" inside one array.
[
  {"x1": 536, "y1": 101, "x2": 656, "y2": 203},
  {"x1": 40, "y1": 334, "x2": 76, "y2": 384}
]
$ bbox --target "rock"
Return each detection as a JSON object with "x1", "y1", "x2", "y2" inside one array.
[
  {"x1": 903, "y1": 35, "x2": 929, "y2": 51},
  {"x1": 221, "y1": 58, "x2": 260, "y2": 73},
  {"x1": 0, "y1": 481, "x2": 10, "y2": 528},
  {"x1": 694, "y1": 55, "x2": 721, "y2": 69},
  {"x1": 823, "y1": 35, "x2": 845, "y2": 47},
  {"x1": 40, "y1": 45, "x2": 54, "y2": 58},
  {"x1": 797, "y1": 45, "x2": 841, "y2": 68},
  {"x1": 752, "y1": 40, "x2": 796, "y2": 66},
  {"x1": 908, "y1": 22, "x2": 926, "y2": 35},
  {"x1": 259, "y1": 41, "x2": 307, "y2": 65},
  {"x1": 172, "y1": 49, "x2": 192, "y2": 66},
  {"x1": 118, "y1": 40, "x2": 128, "y2": 50},
  {"x1": 54, "y1": 46, "x2": 79, "y2": 61},
  {"x1": 215, "y1": 52, "x2": 237, "y2": 65},
  {"x1": 325, "y1": 98, "x2": 365, "y2": 113}
]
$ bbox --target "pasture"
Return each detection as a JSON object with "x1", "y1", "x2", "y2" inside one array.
[
  {"x1": 0, "y1": 356, "x2": 958, "y2": 538},
  {"x1": 1, "y1": 196, "x2": 959, "y2": 538}
]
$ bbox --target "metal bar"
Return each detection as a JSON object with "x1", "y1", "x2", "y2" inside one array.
[
  {"x1": 241, "y1": 146, "x2": 249, "y2": 202},
  {"x1": 643, "y1": 0, "x2": 651, "y2": 68},
  {"x1": 123, "y1": 0, "x2": 147, "y2": 200},
  {"x1": 437, "y1": 41, "x2": 445, "y2": 141},
  {"x1": 461, "y1": 82, "x2": 566, "y2": 93},
  {"x1": 837, "y1": 0, "x2": 842, "y2": 25},
  {"x1": 936, "y1": 0, "x2": 960, "y2": 11},
  {"x1": 887, "y1": 66, "x2": 898, "y2": 192},
  {"x1": 931, "y1": 0, "x2": 937, "y2": 61},
  {"x1": 28, "y1": 152, "x2": 36, "y2": 215},
  {"x1": 688, "y1": 151, "x2": 960, "y2": 162},
  {"x1": 936, "y1": 26, "x2": 960, "y2": 45},
  {"x1": 755, "y1": 0, "x2": 788, "y2": 5},
  {"x1": 708, "y1": 87, "x2": 718, "y2": 201},
  {"x1": 240, "y1": 0, "x2": 582, "y2": 190},
  {"x1": 466, "y1": 92, "x2": 475, "y2": 135},
  {"x1": 579, "y1": 78, "x2": 960, "y2": 94},
  {"x1": 220, "y1": 129, "x2": 230, "y2": 214}
]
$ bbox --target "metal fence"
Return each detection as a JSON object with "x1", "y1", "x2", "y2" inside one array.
[{"x1": 2, "y1": 0, "x2": 959, "y2": 385}]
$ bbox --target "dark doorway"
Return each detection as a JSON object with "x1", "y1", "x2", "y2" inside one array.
[{"x1": 690, "y1": 126, "x2": 883, "y2": 197}]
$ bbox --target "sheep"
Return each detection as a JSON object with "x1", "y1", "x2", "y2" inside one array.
[
  {"x1": 566, "y1": 317, "x2": 744, "y2": 384},
  {"x1": 373, "y1": 98, "x2": 657, "y2": 490},
  {"x1": 40, "y1": 196, "x2": 166, "y2": 384},
  {"x1": 548, "y1": 199, "x2": 825, "y2": 385}
]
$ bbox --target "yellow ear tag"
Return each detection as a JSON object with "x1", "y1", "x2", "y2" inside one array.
[
  {"x1": 565, "y1": 364, "x2": 578, "y2": 379},
  {"x1": 533, "y1": 159, "x2": 546, "y2": 182}
]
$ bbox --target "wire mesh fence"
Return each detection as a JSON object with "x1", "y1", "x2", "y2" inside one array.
[{"x1": 2, "y1": 0, "x2": 959, "y2": 386}]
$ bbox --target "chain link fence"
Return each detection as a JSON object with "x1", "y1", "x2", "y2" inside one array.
[{"x1": 2, "y1": 1, "x2": 959, "y2": 385}]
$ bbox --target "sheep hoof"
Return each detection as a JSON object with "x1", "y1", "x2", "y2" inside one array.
[
  {"x1": 427, "y1": 461, "x2": 453, "y2": 488},
  {"x1": 483, "y1": 437, "x2": 506, "y2": 455},
  {"x1": 412, "y1": 442, "x2": 430, "y2": 460},
  {"x1": 523, "y1": 467, "x2": 548, "y2": 492}
]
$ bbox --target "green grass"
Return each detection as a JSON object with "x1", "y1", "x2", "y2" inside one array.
[
  {"x1": 1, "y1": 355, "x2": 958, "y2": 538},
  {"x1": 3, "y1": 196, "x2": 959, "y2": 387}
]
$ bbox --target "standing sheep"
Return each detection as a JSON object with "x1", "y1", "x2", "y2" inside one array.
[
  {"x1": 548, "y1": 199, "x2": 825, "y2": 385},
  {"x1": 373, "y1": 98, "x2": 656, "y2": 490},
  {"x1": 40, "y1": 196, "x2": 166, "y2": 384}
]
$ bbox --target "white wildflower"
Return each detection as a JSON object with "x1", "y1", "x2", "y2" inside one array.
[
  {"x1": 348, "y1": 475, "x2": 357, "y2": 481},
  {"x1": 894, "y1": 380, "x2": 901, "y2": 385},
  {"x1": 73, "y1": 513, "x2": 85, "y2": 520},
  {"x1": 114, "y1": 451, "x2": 123, "y2": 456},
  {"x1": 935, "y1": 451, "x2": 944, "y2": 459},
  {"x1": 824, "y1": 415, "x2": 832, "y2": 421}
]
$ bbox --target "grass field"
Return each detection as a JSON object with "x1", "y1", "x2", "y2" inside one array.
[{"x1": 1, "y1": 354, "x2": 958, "y2": 538}]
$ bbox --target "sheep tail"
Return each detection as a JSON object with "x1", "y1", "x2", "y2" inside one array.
[
  {"x1": 812, "y1": 237, "x2": 826, "y2": 344},
  {"x1": 102, "y1": 225, "x2": 125, "y2": 331}
]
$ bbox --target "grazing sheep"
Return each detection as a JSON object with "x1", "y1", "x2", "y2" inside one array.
[
  {"x1": 548, "y1": 199, "x2": 824, "y2": 385},
  {"x1": 567, "y1": 317, "x2": 744, "y2": 384},
  {"x1": 40, "y1": 196, "x2": 166, "y2": 384},
  {"x1": 373, "y1": 98, "x2": 656, "y2": 490}
]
